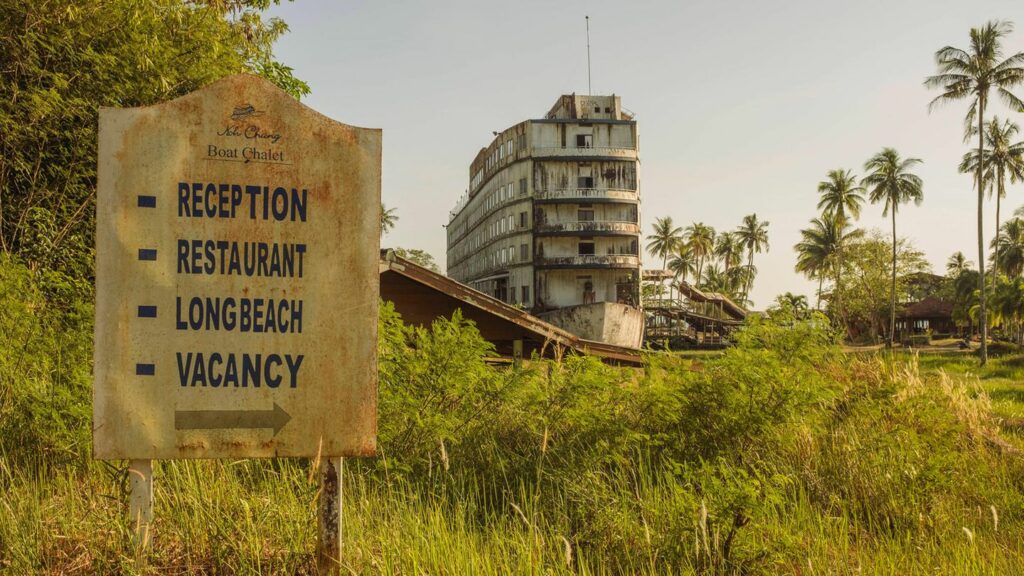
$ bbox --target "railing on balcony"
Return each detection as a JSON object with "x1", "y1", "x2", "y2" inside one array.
[
  {"x1": 535, "y1": 255, "x2": 640, "y2": 268},
  {"x1": 531, "y1": 146, "x2": 638, "y2": 158},
  {"x1": 534, "y1": 221, "x2": 640, "y2": 235},
  {"x1": 534, "y1": 188, "x2": 638, "y2": 202}
]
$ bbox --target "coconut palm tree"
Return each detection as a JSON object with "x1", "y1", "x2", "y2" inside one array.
[
  {"x1": 992, "y1": 277, "x2": 1024, "y2": 343},
  {"x1": 817, "y1": 169, "x2": 865, "y2": 222},
  {"x1": 946, "y1": 251, "x2": 974, "y2": 277},
  {"x1": 685, "y1": 222, "x2": 716, "y2": 288},
  {"x1": 735, "y1": 214, "x2": 769, "y2": 304},
  {"x1": 959, "y1": 117, "x2": 1024, "y2": 277},
  {"x1": 645, "y1": 216, "x2": 684, "y2": 270},
  {"x1": 714, "y1": 231, "x2": 744, "y2": 275},
  {"x1": 794, "y1": 213, "x2": 864, "y2": 321},
  {"x1": 668, "y1": 243, "x2": 697, "y2": 285},
  {"x1": 862, "y1": 148, "x2": 925, "y2": 347},
  {"x1": 926, "y1": 20, "x2": 1024, "y2": 364},
  {"x1": 816, "y1": 170, "x2": 864, "y2": 321},
  {"x1": 381, "y1": 203, "x2": 398, "y2": 236},
  {"x1": 994, "y1": 218, "x2": 1024, "y2": 278},
  {"x1": 727, "y1": 265, "x2": 755, "y2": 307},
  {"x1": 774, "y1": 292, "x2": 810, "y2": 318}
]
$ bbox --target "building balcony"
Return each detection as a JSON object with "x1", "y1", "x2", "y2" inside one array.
[
  {"x1": 534, "y1": 188, "x2": 638, "y2": 203},
  {"x1": 535, "y1": 255, "x2": 640, "y2": 269},
  {"x1": 531, "y1": 146, "x2": 638, "y2": 160},
  {"x1": 534, "y1": 221, "x2": 641, "y2": 236}
]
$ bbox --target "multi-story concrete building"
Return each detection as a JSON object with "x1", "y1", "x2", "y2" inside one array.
[{"x1": 446, "y1": 94, "x2": 643, "y2": 347}]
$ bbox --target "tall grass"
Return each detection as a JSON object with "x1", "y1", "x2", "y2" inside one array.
[{"x1": 2, "y1": 256, "x2": 1024, "y2": 574}]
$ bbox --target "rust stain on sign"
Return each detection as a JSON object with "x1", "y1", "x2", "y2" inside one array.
[{"x1": 94, "y1": 74, "x2": 380, "y2": 460}]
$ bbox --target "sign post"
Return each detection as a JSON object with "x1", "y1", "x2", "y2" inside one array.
[{"x1": 94, "y1": 75, "x2": 380, "y2": 569}]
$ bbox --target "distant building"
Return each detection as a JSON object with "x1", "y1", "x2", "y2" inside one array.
[{"x1": 446, "y1": 94, "x2": 642, "y2": 347}]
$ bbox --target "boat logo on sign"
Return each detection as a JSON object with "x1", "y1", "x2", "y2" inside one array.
[{"x1": 230, "y1": 104, "x2": 263, "y2": 121}]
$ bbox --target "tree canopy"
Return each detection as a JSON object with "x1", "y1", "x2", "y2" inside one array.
[{"x1": 0, "y1": 0, "x2": 308, "y2": 278}]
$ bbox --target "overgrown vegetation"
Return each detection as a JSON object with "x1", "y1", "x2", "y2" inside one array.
[
  {"x1": 2, "y1": 256, "x2": 1023, "y2": 574},
  {"x1": 0, "y1": 0, "x2": 308, "y2": 278}
]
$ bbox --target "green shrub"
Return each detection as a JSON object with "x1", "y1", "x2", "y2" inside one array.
[{"x1": 0, "y1": 255, "x2": 93, "y2": 469}]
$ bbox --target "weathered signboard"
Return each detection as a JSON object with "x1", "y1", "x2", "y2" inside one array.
[{"x1": 94, "y1": 75, "x2": 380, "y2": 459}]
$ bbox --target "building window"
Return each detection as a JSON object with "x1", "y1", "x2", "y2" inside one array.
[
  {"x1": 577, "y1": 164, "x2": 593, "y2": 189},
  {"x1": 577, "y1": 205, "x2": 594, "y2": 222},
  {"x1": 576, "y1": 134, "x2": 593, "y2": 148},
  {"x1": 579, "y1": 239, "x2": 595, "y2": 255},
  {"x1": 520, "y1": 243, "x2": 528, "y2": 260},
  {"x1": 519, "y1": 178, "x2": 527, "y2": 196},
  {"x1": 522, "y1": 286, "x2": 530, "y2": 303},
  {"x1": 519, "y1": 212, "x2": 527, "y2": 228},
  {"x1": 594, "y1": 106, "x2": 601, "y2": 113}
]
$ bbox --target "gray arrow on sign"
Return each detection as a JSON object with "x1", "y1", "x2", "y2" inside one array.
[{"x1": 175, "y1": 403, "x2": 291, "y2": 436}]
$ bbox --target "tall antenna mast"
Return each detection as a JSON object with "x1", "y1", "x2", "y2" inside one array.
[{"x1": 586, "y1": 15, "x2": 592, "y2": 94}]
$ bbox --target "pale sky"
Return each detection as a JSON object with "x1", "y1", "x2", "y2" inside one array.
[{"x1": 267, "y1": 0, "x2": 1024, "y2": 308}]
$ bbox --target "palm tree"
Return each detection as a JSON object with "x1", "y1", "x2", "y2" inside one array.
[
  {"x1": 862, "y1": 148, "x2": 924, "y2": 347},
  {"x1": 816, "y1": 170, "x2": 864, "y2": 321},
  {"x1": 960, "y1": 117, "x2": 1024, "y2": 278},
  {"x1": 817, "y1": 169, "x2": 866, "y2": 222},
  {"x1": 714, "y1": 231, "x2": 743, "y2": 275},
  {"x1": 994, "y1": 218, "x2": 1024, "y2": 278},
  {"x1": 926, "y1": 20, "x2": 1024, "y2": 365},
  {"x1": 794, "y1": 213, "x2": 864, "y2": 320},
  {"x1": 735, "y1": 214, "x2": 769, "y2": 304},
  {"x1": 701, "y1": 263, "x2": 727, "y2": 292},
  {"x1": 946, "y1": 251, "x2": 974, "y2": 277},
  {"x1": 645, "y1": 216, "x2": 684, "y2": 270},
  {"x1": 668, "y1": 243, "x2": 697, "y2": 285},
  {"x1": 727, "y1": 265, "x2": 755, "y2": 306},
  {"x1": 685, "y1": 222, "x2": 716, "y2": 288},
  {"x1": 774, "y1": 292, "x2": 809, "y2": 318},
  {"x1": 991, "y1": 277, "x2": 1024, "y2": 343},
  {"x1": 381, "y1": 203, "x2": 398, "y2": 236}
]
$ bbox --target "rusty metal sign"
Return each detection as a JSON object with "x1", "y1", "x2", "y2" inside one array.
[{"x1": 94, "y1": 75, "x2": 380, "y2": 459}]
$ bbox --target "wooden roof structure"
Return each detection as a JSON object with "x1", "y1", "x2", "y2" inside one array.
[
  {"x1": 379, "y1": 250, "x2": 643, "y2": 366},
  {"x1": 897, "y1": 296, "x2": 954, "y2": 320},
  {"x1": 676, "y1": 282, "x2": 748, "y2": 320}
]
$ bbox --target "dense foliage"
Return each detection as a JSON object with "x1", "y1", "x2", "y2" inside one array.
[{"x1": 0, "y1": 0, "x2": 307, "y2": 278}]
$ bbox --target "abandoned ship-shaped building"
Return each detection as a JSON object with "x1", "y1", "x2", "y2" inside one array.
[{"x1": 446, "y1": 94, "x2": 643, "y2": 347}]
